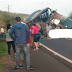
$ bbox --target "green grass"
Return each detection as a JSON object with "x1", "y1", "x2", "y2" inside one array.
[
  {"x1": 0, "y1": 62, "x2": 5, "y2": 72},
  {"x1": 0, "y1": 42, "x2": 7, "y2": 72},
  {"x1": 0, "y1": 42, "x2": 7, "y2": 57}
]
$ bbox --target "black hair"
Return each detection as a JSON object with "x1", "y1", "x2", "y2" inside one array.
[
  {"x1": 33, "y1": 24, "x2": 36, "y2": 26},
  {"x1": 7, "y1": 24, "x2": 11, "y2": 31},
  {"x1": 32, "y1": 22, "x2": 36, "y2": 26},
  {"x1": 48, "y1": 23, "x2": 50, "y2": 26},
  {"x1": 15, "y1": 17, "x2": 21, "y2": 22}
]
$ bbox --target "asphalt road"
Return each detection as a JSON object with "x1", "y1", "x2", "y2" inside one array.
[
  {"x1": 42, "y1": 38, "x2": 72, "y2": 60},
  {"x1": 8, "y1": 46, "x2": 72, "y2": 72}
]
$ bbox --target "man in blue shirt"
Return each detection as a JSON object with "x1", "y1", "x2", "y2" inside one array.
[{"x1": 9, "y1": 17, "x2": 34, "y2": 70}]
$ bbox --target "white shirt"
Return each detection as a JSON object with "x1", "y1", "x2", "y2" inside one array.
[{"x1": 46, "y1": 25, "x2": 51, "y2": 32}]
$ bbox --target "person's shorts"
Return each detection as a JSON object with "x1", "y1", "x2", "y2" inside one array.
[{"x1": 34, "y1": 34, "x2": 40, "y2": 42}]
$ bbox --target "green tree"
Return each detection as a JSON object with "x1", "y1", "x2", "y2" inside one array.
[{"x1": 0, "y1": 11, "x2": 29, "y2": 26}]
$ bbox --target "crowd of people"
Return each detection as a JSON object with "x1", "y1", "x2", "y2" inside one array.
[
  {"x1": 0, "y1": 16, "x2": 52, "y2": 71},
  {"x1": 0, "y1": 17, "x2": 43, "y2": 71}
]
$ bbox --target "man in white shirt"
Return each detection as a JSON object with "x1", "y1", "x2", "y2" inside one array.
[{"x1": 46, "y1": 23, "x2": 52, "y2": 39}]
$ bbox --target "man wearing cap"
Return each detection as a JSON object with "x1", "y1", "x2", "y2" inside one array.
[{"x1": 9, "y1": 17, "x2": 34, "y2": 70}]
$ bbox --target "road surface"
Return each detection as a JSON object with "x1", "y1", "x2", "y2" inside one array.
[
  {"x1": 7, "y1": 45, "x2": 72, "y2": 72},
  {"x1": 42, "y1": 38, "x2": 72, "y2": 60}
]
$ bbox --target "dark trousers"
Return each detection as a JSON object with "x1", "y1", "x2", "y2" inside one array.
[{"x1": 7, "y1": 41, "x2": 16, "y2": 55}]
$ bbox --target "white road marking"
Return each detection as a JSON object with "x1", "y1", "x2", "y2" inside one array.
[{"x1": 40, "y1": 43, "x2": 72, "y2": 63}]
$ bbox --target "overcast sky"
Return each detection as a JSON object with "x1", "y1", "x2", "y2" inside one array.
[{"x1": 0, "y1": 0, "x2": 72, "y2": 17}]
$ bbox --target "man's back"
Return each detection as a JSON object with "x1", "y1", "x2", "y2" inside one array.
[{"x1": 9, "y1": 23, "x2": 30, "y2": 44}]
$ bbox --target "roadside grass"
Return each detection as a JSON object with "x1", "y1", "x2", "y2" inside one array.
[
  {"x1": 0, "y1": 62, "x2": 5, "y2": 72},
  {"x1": 0, "y1": 42, "x2": 8, "y2": 72}
]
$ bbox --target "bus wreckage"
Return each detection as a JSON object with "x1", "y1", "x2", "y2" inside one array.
[
  {"x1": 25, "y1": 7, "x2": 72, "y2": 38},
  {"x1": 25, "y1": 7, "x2": 72, "y2": 29}
]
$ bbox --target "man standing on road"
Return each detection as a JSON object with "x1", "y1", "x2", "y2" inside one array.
[{"x1": 9, "y1": 17, "x2": 34, "y2": 70}]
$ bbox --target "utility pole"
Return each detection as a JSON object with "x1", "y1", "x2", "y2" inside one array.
[{"x1": 8, "y1": 4, "x2": 9, "y2": 12}]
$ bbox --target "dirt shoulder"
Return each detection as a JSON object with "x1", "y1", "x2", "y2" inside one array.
[{"x1": 0, "y1": 56, "x2": 16, "y2": 72}]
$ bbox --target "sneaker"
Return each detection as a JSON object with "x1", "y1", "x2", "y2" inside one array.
[
  {"x1": 27, "y1": 66, "x2": 34, "y2": 70},
  {"x1": 19, "y1": 65, "x2": 23, "y2": 68},
  {"x1": 13, "y1": 67, "x2": 20, "y2": 70},
  {"x1": 34, "y1": 48, "x2": 39, "y2": 51}
]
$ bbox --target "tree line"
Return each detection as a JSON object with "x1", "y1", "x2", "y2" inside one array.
[{"x1": 0, "y1": 11, "x2": 28, "y2": 26}]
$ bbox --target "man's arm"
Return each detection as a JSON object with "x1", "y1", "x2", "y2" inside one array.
[{"x1": 9, "y1": 25, "x2": 15, "y2": 40}]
